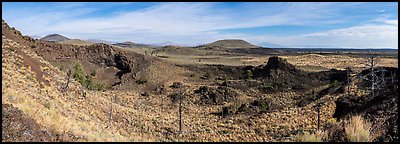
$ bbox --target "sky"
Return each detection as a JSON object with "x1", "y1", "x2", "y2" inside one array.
[{"x1": 2, "y1": 2, "x2": 398, "y2": 48}]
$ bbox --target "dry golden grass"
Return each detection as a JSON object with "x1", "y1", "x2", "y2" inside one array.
[
  {"x1": 297, "y1": 130, "x2": 325, "y2": 142},
  {"x1": 344, "y1": 115, "x2": 372, "y2": 142},
  {"x1": 122, "y1": 46, "x2": 397, "y2": 72},
  {"x1": 282, "y1": 54, "x2": 398, "y2": 72},
  {"x1": 2, "y1": 37, "x2": 134, "y2": 141},
  {"x1": 3, "y1": 34, "x2": 396, "y2": 142}
]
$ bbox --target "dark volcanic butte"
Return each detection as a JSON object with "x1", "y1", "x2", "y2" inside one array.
[
  {"x1": 40, "y1": 34, "x2": 70, "y2": 42},
  {"x1": 204, "y1": 39, "x2": 261, "y2": 49}
]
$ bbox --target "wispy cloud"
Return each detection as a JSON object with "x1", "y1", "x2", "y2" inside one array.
[
  {"x1": 2, "y1": 2, "x2": 398, "y2": 48},
  {"x1": 5, "y1": 3, "x2": 347, "y2": 35},
  {"x1": 383, "y1": 20, "x2": 398, "y2": 26},
  {"x1": 301, "y1": 25, "x2": 397, "y2": 47}
]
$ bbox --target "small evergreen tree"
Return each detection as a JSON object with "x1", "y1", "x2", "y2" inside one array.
[{"x1": 72, "y1": 62, "x2": 85, "y2": 84}]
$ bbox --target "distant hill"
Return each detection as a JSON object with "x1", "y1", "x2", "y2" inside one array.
[
  {"x1": 86, "y1": 39, "x2": 116, "y2": 44},
  {"x1": 153, "y1": 45, "x2": 206, "y2": 55},
  {"x1": 203, "y1": 39, "x2": 261, "y2": 49},
  {"x1": 28, "y1": 35, "x2": 42, "y2": 40},
  {"x1": 148, "y1": 41, "x2": 191, "y2": 47},
  {"x1": 40, "y1": 34, "x2": 70, "y2": 42},
  {"x1": 113, "y1": 41, "x2": 153, "y2": 48}
]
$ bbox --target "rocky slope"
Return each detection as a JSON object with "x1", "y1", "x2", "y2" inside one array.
[
  {"x1": 2, "y1": 35, "x2": 136, "y2": 141},
  {"x1": 2, "y1": 104, "x2": 77, "y2": 142},
  {"x1": 2, "y1": 19, "x2": 188, "y2": 91}
]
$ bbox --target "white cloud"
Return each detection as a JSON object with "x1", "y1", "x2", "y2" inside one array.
[
  {"x1": 377, "y1": 9, "x2": 385, "y2": 12},
  {"x1": 266, "y1": 24, "x2": 398, "y2": 48},
  {"x1": 2, "y1": 2, "x2": 398, "y2": 48},
  {"x1": 304, "y1": 24, "x2": 397, "y2": 38},
  {"x1": 4, "y1": 3, "x2": 346, "y2": 38},
  {"x1": 383, "y1": 20, "x2": 398, "y2": 26}
]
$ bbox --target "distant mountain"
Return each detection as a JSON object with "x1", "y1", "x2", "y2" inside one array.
[
  {"x1": 113, "y1": 41, "x2": 152, "y2": 48},
  {"x1": 289, "y1": 45, "x2": 338, "y2": 48},
  {"x1": 148, "y1": 41, "x2": 190, "y2": 47},
  {"x1": 86, "y1": 39, "x2": 116, "y2": 44},
  {"x1": 203, "y1": 39, "x2": 260, "y2": 49},
  {"x1": 28, "y1": 35, "x2": 42, "y2": 40},
  {"x1": 41, "y1": 34, "x2": 70, "y2": 42},
  {"x1": 258, "y1": 42, "x2": 286, "y2": 48}
]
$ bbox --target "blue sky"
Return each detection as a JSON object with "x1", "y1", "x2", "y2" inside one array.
[{"x1": 2, "y1": 2, "x2": 398, "y2": 48}]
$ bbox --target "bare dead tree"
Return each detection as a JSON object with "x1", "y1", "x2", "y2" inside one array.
[
  {"x1": 109, "y1": 94, "x2": 113, "y2": 127},
  {"x1": 363, "y1": 48, "x2": 387, "y2": 97},
  {"x1": 313, "y1": 102, "x2": 323, "y2": 131},
  {"x1": 317, "y1": 105, "x2": 320, "y2": 131},
  {"x1": 222, "y1": 106, "x2": 225, "y2": 118},
  {"x1": 178, "y1": 92, "x2": 183, "y2": 135},
  {"x1": 62, "y1": 68, "x2": 72, "y2": 93},
  {"x1": 389, "y1": 72, "x2": 397, "y2": 89},
  {"x1": 160, "y1": 85, "x2": 165, "y2": 112},
  {"x1": 109, "y1": 86, "x2": 119, "y2": 127},
  {"x1": 368, "y1": 49, "x2": 376, "y2": 97},
  {"x1": 345, "y1": 67, "x2": 352, "y2": 96}
]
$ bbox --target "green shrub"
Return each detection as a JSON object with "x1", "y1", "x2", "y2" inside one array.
[
  {"x1": 71, "y1": 62, "x2": 102, "y2": 91},
  {"x1": 204, "y1": 72, "x2": 212, "y2": 79},
  {"x1": 59, "y1": 65, "x2": 64, "y2": 72},
  {"x1": 245, "y1": 70, "x2": 253, "y2": 80},
  {"x1": 222, "y1": 74, "x2": 228, "y2": 81},
  {"x1": 83, "y1": 74, "x2": 93, "y2": 88},
  {"x1": 311, "y1": 94, "x2": 318, "y2": 100},
  {"x1": 261, "y1": 80, "x2": 273, "y2": 89},
  {"x1": 43, "y1": 100, "x2": 51, "y2": 109},
  {"x1": 259, "y1": 102, "x2": 269, "y2": 113}
]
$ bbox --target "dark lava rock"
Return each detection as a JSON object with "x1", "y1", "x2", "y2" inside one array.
[
  {"x1": 168, "y1": 92, "x2": 185, "y2": 103},
  {"x1": 195, "y1": 86, "x2": 238, "y2": 105},
  {"x1": 170, "y1": 82, "x2": 183, "y2": 89},
  {"x1": 141, "y1": 92, "x2": 149, "y2": 97},
  {"x1": 265, "y1": 56, "x2": 297, "y2": 71},
  {"x1": 333, "y1": 67, "x2": 398, "y2": 142}
]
